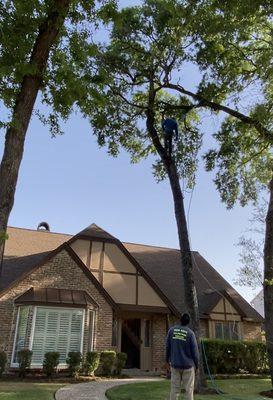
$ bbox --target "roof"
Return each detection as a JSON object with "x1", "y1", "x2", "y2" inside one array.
[
  {"x1": 0, "y1": 225, "x2": 263, "y2": 322},
  {"x1": 76, "y1": 223, "x2": 116, "y2": 241},
  {"x1": 15, "y1": 287, "x2": 99, "y2": 308}
]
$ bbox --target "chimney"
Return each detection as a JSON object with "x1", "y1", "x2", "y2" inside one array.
[{"x1": 37, "y1": 222, "x2": 50, "y2": 232}]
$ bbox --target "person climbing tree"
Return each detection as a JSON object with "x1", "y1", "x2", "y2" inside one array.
[{"x1": 162, "y1": 116, "x2": 179, "y2": 157}]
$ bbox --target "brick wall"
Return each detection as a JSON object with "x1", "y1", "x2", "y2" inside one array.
[
  {"x1": 0, "y1": 249, "x2": 114, "y2": 367},
  {"x1": 243, "y1": 321, "x2": 262, "y2": 341},
  {"x1": 152, "y1": 314, "x2": 167, "y2": 372}
]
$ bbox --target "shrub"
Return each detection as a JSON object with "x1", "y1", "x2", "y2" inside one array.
[
  {"x1": 17, "y1": 349, "x2": 32, "y2": 377},
  {"x1": 0, "y1": 351, "x2": 7, "y2": 378},
  {"x1": 202, "y1": 339, "x2": 269, "y2": 375},
  {"x1": 100, "y1": 350, "x2": 116, "y2": 376},
  {"x1": 66, "y1": 351, "x2": 82, "y2": 377},
  {"x1": 83, "y1": 351, "x2": 100, "y2": 376},
  {"x1": 43, "y1": 352, "x2": 60, "y2": 377},
  {"x1": 114, "y1": 352, "x2": 127, "y2": 376}
]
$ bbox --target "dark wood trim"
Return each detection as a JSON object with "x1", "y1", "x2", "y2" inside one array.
[
  {"x1": 65, "y1": 244, "x2": 118, "y2": 311},
  {"x1": 97, "y1": 270, "x2": 137, "y2": 276},
  {"x1": 223, "y1": 299, "x2": 227, "y2": 321},
  {"x1": 99, "y1": 242, "x2": 105, "y2": 285},
  {"x1": 210, "y1": 311, "x2": 239, "y2": 316},
  {"x1": 117, "y1": 303, "x2": 171, "y2": 314},
  {"x1": 70, "y1": 235, "x2": 180, "y2": 317},
  {"x1": 136, "y1": 273, "x2": 139, "y2": 305},
  {"x1": 87, "y1": 241, "x2": 92, "y2": 270}
]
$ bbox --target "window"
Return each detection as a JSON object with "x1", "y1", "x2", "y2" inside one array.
[
  {"x1": 214, "y1": 321, "x2": 240, "y2": 340},
  {"x1": 12, "y1": 306, "x2": 30, "y2": 364},
  {"x1": 88, "y1": 310, "x2": 95, "y2": 351},
  {"x1": 144, "y1": 320, "x2": 151, "y2": 347},
  {"x1": 31, "y1": 307, "x2": 84, "y2": 365}
]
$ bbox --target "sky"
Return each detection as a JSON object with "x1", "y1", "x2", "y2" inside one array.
[{"x1": 0, "y1": 0, "x2": 264, "y2": 304}]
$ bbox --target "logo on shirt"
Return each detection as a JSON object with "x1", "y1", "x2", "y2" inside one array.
[{"x1": 172, "y1": 328, "x2": 188, "y2": 341}]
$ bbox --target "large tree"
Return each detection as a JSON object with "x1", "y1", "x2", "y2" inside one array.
[
  {"x1": 185, "y1": 0, "x2": 273, "y2": 386},
  {"x1": 85, "y1": 0, "x2": 273, "y2": 386},
  {"x1": 0, "y1": 0, "x2": 116, "y2": 268},
  {"x1": 85, "y1": 1, "x2": 210, "y2": 390}
]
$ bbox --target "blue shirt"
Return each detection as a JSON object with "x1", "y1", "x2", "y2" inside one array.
[
  {"x1": 166, "y1": 325, "x2": 199, "y2": 369},
  {"x1": 162, "y1": 118, "x2": 178, "y2": 137}
]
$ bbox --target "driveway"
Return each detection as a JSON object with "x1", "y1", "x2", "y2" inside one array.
[{"x1": 55, "y1": 377, "x2": 163, "y2": 400}]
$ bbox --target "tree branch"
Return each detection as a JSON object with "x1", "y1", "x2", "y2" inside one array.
[{"x1": 165, "y1": 83, "x2": 273, "y2": 145}]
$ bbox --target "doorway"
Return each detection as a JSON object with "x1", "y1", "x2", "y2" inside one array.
[{"x1": 121, "y1": 318, "x2": 141, "y2": 368}]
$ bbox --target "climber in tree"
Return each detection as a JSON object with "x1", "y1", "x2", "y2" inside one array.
[{"x1": 162, "y1": 115, "x2": 179, "y2": 157}]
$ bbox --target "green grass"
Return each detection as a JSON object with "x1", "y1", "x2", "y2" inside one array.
[
  {"x1": 0, "y1": 382, "x2": 64, "y2": 400},
  {"x1": 106, "y1": 379, "x2": 272, "y2": 400}
]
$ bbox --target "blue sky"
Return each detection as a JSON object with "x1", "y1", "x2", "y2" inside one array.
[{"x1": 0, "y1": 0, "x2": 263, "y2": 303}]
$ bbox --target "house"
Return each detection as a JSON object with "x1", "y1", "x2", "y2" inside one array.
[
  {"x1": 0, "y1": 223, "x2": 263, "y2": 372},
  {"x1": 251, "y1": 290, "x2": 264, "y2": 318}
]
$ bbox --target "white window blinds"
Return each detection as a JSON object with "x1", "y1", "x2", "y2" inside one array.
[{"x1": 31, "y1": 307, "x2": 84, "y2": 365}]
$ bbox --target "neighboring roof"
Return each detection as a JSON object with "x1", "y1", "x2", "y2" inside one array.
[
  {"x1": 0, "y1": 225, "x2": 263, "y2": 322},
  {"x1": 15, "y1": 287, "x2": 99, "y2": 308}
]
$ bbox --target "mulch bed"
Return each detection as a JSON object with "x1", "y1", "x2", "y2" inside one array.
[{"x1": 260, "y1": 390, "x2": 273, "y2": 398}]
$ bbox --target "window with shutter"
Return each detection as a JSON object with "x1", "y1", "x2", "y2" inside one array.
[
  {"x1": 12, "y1": 306, "x2": 30, "y2": 364},
  {"x1": 31, "y1": 307, "x2": 84, "y2": 366}
]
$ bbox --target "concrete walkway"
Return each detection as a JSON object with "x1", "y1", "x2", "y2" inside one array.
[{"x1": 55, "y1": 377, "x2": 163, "y2": 400}]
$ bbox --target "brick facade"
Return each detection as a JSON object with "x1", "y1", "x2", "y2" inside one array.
[
  {"x1": 0, "y1": 246, "x2": 263, "y2": 372},
  {"x1": 243, "y1": 321, "x2": 262, "y2": 341},
  {"x1": 0, "y1": 249, "x2": 114, "y2": 367}
]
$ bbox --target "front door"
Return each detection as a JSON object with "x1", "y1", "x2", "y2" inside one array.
[
  {"x1": 121, "y1": 318, "x2": 141, "y2": 368},
  {"x1": 140, "y1": 318, "x2": 152, "y2": 371}
]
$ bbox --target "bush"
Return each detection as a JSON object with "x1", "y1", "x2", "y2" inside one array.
[
  {"x1": 202, "y1": 339, "x2": 269, "y2": 375},
  {"x1": 114, "y1": 352, "x2": 127, "y2": 376},
  {"x1": 66, "y1": 352, "x2": 82, "y2": 377},
  {"x1": 17, "y1": 349, "x2": 32, "y2": 377},
  {"x1": 0, "y1": 351, "x2": 7, "y2": 378},
  {"x1": 43, "y1": 352, "x2": 60, "y2": 377},
  {"x1": 83, "y1": 351, "x2": 100, "y2": 376},
  {"x1": 100, "y1": 351, "x2": 116, "y2": 376}
]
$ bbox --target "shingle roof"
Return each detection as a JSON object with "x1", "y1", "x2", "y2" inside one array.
[{"x1": 0, "y1": 225, "x2": 263, "y2": 322}]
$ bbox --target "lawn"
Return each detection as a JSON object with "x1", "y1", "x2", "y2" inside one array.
[
  {"x1": 0, "y1": 382, "x2": 64, "y2": 400},
  {"x1": 106, "y1": 379, "x2": 272, "y2": 400}
]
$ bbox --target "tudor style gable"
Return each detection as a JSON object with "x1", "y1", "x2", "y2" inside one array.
[{"x1": 69, "y1": 224, "x2": 173, "y2": 312}]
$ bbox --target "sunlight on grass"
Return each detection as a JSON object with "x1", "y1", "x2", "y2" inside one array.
[{"x1": 106, "y1": 379, "x2": 272, "y2": 400}]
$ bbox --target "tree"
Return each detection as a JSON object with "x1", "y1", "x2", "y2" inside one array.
[
  {"x1": 0, "y1": 0, "x2": 116, "y2": 269},
  {"x1": 185, "y1": 1, "x2": 273, "y2": 385},
  {"x1": 85, "y1": 0, "x2": 273, "y2": 386},
  {"x1": 235, "y1": 202, "x2": 265, "y2": 289},
  {"x1": 85, "y1": 1, "x2": 211, "y2": 390}
]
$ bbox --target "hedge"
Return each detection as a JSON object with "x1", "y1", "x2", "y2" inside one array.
[
  {"x1": 202, "y1": 339, "x2": 269, "y2": 375},
  {"x1": 114, "y1": 352, "x2": 127, "y2": 376},
  {"x1": 43, "y1": 352, "x2": 60, "y2": 376},
  {"x1": 0, "y1": 351, "x2": 7, "y2": 378},
  {"x1": 83, "y1": 352, "x2": 100, "y2": 376},
  {"x1": 100, "y1": 351, "x2": 116, "y2": 376},
  {"x1": 66, "y1": 352, "x2": 82, "y2": 377}
]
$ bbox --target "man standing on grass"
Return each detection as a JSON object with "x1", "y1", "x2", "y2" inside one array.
[{"x1": 166, "y1": 313, "x2": 199, "y2": 400}]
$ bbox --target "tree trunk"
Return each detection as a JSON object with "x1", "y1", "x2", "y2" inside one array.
[
  {"x1": 145, "y1": 96, "x2": 207, "y2": 391},
  {"x1": 166, "y1": 160, "x2": 207, "y2": 391},
  {"x1": 264, "y1": 175, "x2": 273, "y2": 387},
  {"x1": 0, "y1": 0, "x2": 71, "y2": 274}
]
